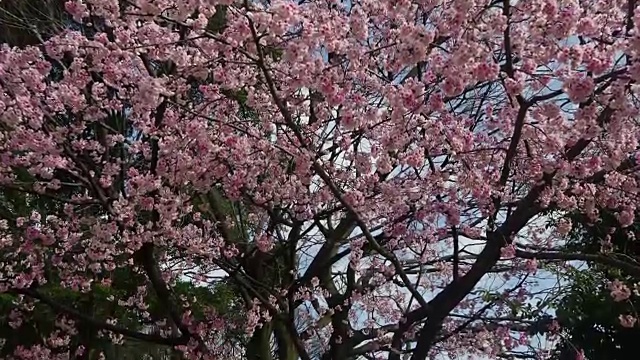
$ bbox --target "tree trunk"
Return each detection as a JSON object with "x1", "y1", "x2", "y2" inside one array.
[
  {"x1": 246, "y1": 322, "x2": 273, "y2": 360},
  {"x1": 274, "y1": 320, "x2": 297, "y2": 360}
]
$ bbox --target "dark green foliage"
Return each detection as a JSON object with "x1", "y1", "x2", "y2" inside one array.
[
  {"x1": 550, "y1": 210, "x2": 640, "y2": 360},
  {"x1": 0, "y1": 265, "x2": 243, "y2": 358}
]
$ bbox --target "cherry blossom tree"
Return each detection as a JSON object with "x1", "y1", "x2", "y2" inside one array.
[{"x1": 1, "y1": 0, "x2": 640, "y2": 359}]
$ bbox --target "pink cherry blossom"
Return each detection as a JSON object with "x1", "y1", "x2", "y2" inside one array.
[
  {"x1": 609, "y1": 280, "x2": 632, "y2": 302},
  {"x1": 619, "y1": 314, "x2": 637, "y2": 328},
  {"x1": 564, "y1": 75, "x2": 595, "y2": 103}
]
